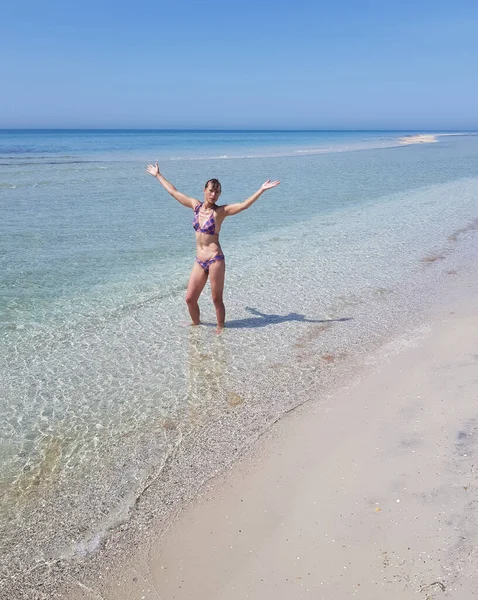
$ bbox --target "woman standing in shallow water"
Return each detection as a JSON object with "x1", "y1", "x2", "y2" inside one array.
[{"x1": 146, "y1": 162, "x2": 280, "y2": 329}]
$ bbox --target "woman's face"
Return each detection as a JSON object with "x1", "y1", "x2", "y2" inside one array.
[{"x1": 204, "y1": 182, "x2": 221, "y2": 204}]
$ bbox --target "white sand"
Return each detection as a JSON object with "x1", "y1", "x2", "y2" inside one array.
[
  {"x1": 399, "y1": 134, "x2": 438, "y2": 145},
  {"x1": 67, "y1": 275, "x2": 478, "y2": 600}
]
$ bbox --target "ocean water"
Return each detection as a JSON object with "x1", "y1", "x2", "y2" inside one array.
[{"x1": 1, "y1": 130, "x2": 477, "y2": 595}]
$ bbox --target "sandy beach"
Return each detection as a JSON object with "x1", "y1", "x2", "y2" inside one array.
[
  {"x1": 64, "y1": 266, "x2": 478, "y2": 600},
  {"x1": 399, "y1": 134, "x2": 439, "y2": 145}
]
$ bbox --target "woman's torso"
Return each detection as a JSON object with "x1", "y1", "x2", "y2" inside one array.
[{"x1": 193, "y1": 203, "x2": 226, "y2": 260}]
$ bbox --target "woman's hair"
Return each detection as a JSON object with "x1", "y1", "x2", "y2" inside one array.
[{"x1": 204, "y1": 178, "x2": 221, "y2": 191}]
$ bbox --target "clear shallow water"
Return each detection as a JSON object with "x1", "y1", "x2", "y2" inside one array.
[{"x1": 1, "y1": 130, "x2": 477, "y2": 594}]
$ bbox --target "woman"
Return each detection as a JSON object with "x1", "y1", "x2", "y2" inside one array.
[{"x1": 146, "y1": 162, "x2": 280, "y2": 329}]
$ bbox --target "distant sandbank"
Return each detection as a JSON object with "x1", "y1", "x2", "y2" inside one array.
[
  {"x1": 399, "y1": 133, "x2": 438, "y2": 145},
  {"x1": 399, "y1": 132, "x2": 476, "y2": 146}
]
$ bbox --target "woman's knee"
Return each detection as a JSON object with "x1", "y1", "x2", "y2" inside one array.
[
  {"x1": 185, "y1": 292, "x2": 198, "y2": 306},
  {"x1": 211, "y1": 293, "x2": 224, "y2": 307}
]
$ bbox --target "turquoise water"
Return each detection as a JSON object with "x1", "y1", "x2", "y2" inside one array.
[
  {"x1": 1, "y1": 130, "x2": 477, "y2": 594},
  {"x1": 0, "y1": 128, "x2": 418, "y2": 161}
]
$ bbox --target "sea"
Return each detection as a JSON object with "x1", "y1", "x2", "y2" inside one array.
[{"x1": 1, "y1": 129, "x2": 477, "y2": 596}]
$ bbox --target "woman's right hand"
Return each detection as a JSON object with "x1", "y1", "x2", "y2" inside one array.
[
  {"x1": 260, "y1": 179, "x2": 281, "y2": 191},
  {"x1": 146, "y1": 161, "x2": 160, "y2": 177}
]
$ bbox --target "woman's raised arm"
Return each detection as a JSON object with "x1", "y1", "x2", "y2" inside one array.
[
  {"x1": 222, "y1": 180, "x2": 280, "y2": 217},
  {"x1": 146, "y1": 162, "x2": 200, "y2": 209}
]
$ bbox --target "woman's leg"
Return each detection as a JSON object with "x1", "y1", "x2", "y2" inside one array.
[
  {"x1": 209, "y1": 259, "x2": 226, "y2": 328},
  {"x1": 185, "y1": 262, "x2": 208, "y2": 325}
]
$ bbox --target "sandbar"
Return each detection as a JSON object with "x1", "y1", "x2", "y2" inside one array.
[{"x1": 399, "y1": 134, "x2": 438, "y2": 145}]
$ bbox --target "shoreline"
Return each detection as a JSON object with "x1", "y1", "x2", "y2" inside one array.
[{"x1": 63, "y1": 261, "x2": 478, "y2": 599}]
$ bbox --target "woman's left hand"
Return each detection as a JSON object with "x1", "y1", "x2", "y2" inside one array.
[
  {"x1": 261, "y1": 179, "x2": 281, "y2": 191},
  {"x1": 146, "y1": 162, "x2": 160, "y2": 177}
]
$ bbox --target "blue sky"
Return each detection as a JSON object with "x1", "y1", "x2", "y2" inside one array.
[{"x1": 1, "y1": 0, "x2": 477, "y2": 129}]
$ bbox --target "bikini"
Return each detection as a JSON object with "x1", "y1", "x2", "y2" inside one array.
[{"x1": 192, "y1": 203, "x2": 225, "y2": 273}]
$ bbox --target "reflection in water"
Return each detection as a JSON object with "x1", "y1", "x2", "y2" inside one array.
[
  {"x1": 0, "y1": 432, "x2": 64, "y2": 522},
  {"x1": 185, "y1": 327, "x2": 229, "y2": 428}
]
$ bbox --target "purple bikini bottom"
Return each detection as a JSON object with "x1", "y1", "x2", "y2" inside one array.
[{"x1": 195, "y1": 253, "x2": 225, "y2": 274}]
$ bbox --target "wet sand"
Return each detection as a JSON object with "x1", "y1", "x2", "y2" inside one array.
[{"x1": 66, "y1": 269, "x2": 478, "y2": 600}]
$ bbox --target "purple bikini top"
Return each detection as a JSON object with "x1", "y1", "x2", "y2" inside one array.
[{"x1": 193, "y1": 203, "x2": 217, "y2": 235}]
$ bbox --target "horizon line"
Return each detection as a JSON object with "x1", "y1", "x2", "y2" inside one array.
[{"x1": 1, "y1": 128, "x2": 477, "y2": 133}]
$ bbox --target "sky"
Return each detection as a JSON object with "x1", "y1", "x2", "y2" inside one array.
[{"x1": 1, "y1": 0, "x2": 477, "y2": 129}]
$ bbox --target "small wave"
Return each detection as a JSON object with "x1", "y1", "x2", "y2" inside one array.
[
  {"x1": 0, "y1": 154, "x2": 76, "y2": 159},
  {"x1": 1, "y1": 181, "x2": 53, "y2": 189},
  {"x1": 294, "y1": 147, "x2": 333, "y2": 154},
  {"x1": 32, "y1": 180, "x2": 55, "y2": 187},
  {"x1": 1, "y1": 322, "x2": 27, "y2": 330},
  {"x1": 0, "y1": 159, "x2": 103, "y2": 166},
  {"x1": 101, "y1": 282, "x2": 188, "y2": 321},
  {"x1": 0, "y1": 147, "x2": 73, "y2": 156},
  {"x1": 156, "y1": 142, "x2": 405, "y2": 163}
]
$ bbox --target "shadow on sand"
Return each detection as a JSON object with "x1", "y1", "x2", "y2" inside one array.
[{"x1": 222, "y1": 307, "x2": 352, "y2": 329}]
